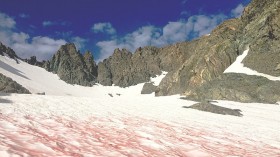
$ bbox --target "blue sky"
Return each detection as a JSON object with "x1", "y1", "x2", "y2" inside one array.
[{"x1": 0, "y1": 0, "x2": 251, "y2": 61}]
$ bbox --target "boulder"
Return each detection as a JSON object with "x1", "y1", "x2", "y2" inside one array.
[
  {"x1": 141, "y1": 83, "x2": 157, "y2": 94},
  {"x1": 183, "y1": 102, "x2": 243, "y2": 117}
]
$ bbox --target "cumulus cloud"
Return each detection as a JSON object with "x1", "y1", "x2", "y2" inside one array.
[
  {"x1": 92, "y1": 22, "x2": 116, "y2": 35},
  {"x1": 0, "y1": 12, "x2": 68, "y2": 61},
  {"x1": 12, "y1": 36, "x2": 66, "y2": 61},
  {"x1": 231, "y1": 4, "x2": 245, "y2": 18},
  {"x1": 96, "y1": 14, "x2": 226, "y2": 61}
]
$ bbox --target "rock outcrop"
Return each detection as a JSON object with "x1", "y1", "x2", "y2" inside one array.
[
  {"x1": 141, "y1": 83, "x2": 157, "y2": 94},
  {"x1": 240, "y1": 0, "x2": 280, "y2": 76},
  {"x1": 156, "y1": 0, "x2": 280, "y2": 96},
  {"x1": 155, "y1": 18, "x2": 241, "y2": 96},
  {"x1": 97, "y1": 43, "x2": 189, "y2": 87},
  {"x1": 0, "y1": 42, "x2": 19, "y2": 62},
  {"x1": 44, "y1": 43, "x2": 98, "y2": 86},
  {"x1": 184, "y1": 73, "x2": 280, "y2": 104},
  {"x1": 183, "y1": 102, "x2": 243, "y2": 117},
  {"x1": 0, "y1": 73, "x2": 30, "y2": 94}
]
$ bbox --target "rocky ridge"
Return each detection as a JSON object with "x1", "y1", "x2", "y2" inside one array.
[{"x1": 0, "y1": 42, "x2": 19, "y2": 62}]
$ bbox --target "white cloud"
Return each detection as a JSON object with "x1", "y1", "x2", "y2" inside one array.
[
  {"x1": 12, "y1": 36, "x2": 66, "y2": 61},
  {"x1": 92, "y1": 22, "x2": 116, "y2": 35},
  {"x1": 231, "y1": 4, "x2": 245, "y2": 18},
  {"x1": 96, "y1": 14, "x2": 226, "y2": 61},
  {"x1": 0, "y1": 12, "x2": 16, "y2": 29},
  {"x1": 0, "y1": 12, "x2": 67, "y2": 61}
]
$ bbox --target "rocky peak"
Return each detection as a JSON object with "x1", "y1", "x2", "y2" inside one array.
[{"x1": 44, "y1": 43, "x2": 98, "y2": 86}]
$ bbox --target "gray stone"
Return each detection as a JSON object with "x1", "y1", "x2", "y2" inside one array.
[
  {"x1": 184, "y1": 73, "x2": 280, "y2": 104},
  {"x1": 183, "y1": 102, "x2": 243, "y2": 117},
  {"x1": 141, "y1": 83, "x2": 157, "y2": 94},
  {"x1": 0, "y1": 73, "x2": 30, "y2": 94}
]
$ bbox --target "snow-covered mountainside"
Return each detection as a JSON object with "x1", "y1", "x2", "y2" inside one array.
[{"x1": 1, "y1": 53, "x2": 280, "y2": 156}]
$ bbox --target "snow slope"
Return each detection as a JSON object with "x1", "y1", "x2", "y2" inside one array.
[
  {"x1": 0, "y1": 55, "x2": 152, "y2": 97},
  {"x1": 0, "y1": 53, "x2": 280, "y2": 156},
  {"x1": 0, "y1": 94, "x2": 280, "y2": 156}
]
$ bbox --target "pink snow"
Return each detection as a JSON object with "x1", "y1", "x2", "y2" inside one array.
[{"x1": 0, "y1": 112, "x2": 279, "y2": 157}]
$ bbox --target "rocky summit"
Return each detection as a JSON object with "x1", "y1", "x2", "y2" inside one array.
[{"x1": 44, "y1": 43, "x2": 98, "y2": 86}]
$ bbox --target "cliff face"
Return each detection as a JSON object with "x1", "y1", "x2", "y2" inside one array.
[
  {"x1": 156, "y1": 18, "x2": 242, "y2": 96},
  {"x1": 156, "y1": 0, "x2": 280, "y2": 96},
  {"x1": 240, "y1": 0, "x2": 280, "y2": 76},
  {"x1": 44, "y1": 43, "x2": 98, "y2": 86},
  {"x1": 97, "y1": 42, "x2": 190, "y2": 87},
  {"x1": 96, "y1": 0, "x2": 280, "y2": 100}
]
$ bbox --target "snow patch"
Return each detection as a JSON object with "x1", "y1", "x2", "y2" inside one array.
[
  {"x1": 150, "y1": 71, "x2": 168, "y2": 86},
  {"x1": 224, "y1": 49, "x2": 280, "y2": 81}
]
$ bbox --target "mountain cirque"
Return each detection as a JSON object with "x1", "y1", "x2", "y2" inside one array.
[{"x1": 1, "y1": 0, "x2": 280, "y2": 104}]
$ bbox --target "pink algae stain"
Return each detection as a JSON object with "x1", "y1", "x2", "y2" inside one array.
[{"x1": 0, "y1": 113, "x2": 280, "y2": 157}]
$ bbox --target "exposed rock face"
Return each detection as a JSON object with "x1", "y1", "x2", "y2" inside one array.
[
  {"x1": 155, "y1": 0, "x2": 280, "y2": 96},
  {"x1": 141, "y1": 83, "x2": 157, "y2": 94},
  {"x1": 0, "y1": 42, "x2": 19, "y2": 62},
  {"x1": 44, "y1": 43, "x2": 98, "y2": 86},
  {"x1": 97, "y1": 43, "x2": 189, "y2": 87},
  {"x1": 156, "y1": 18, "x2": 241, "y2": 96},
  {"x1": 0, "y1": 73, "x2": 30, "y2": 94},
  {"x1": 240, "y1": 0, "x2": 280, "y2": 76},
  {"x1": 184, "y1": 73, "x2": 280, "y2": 104}
]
